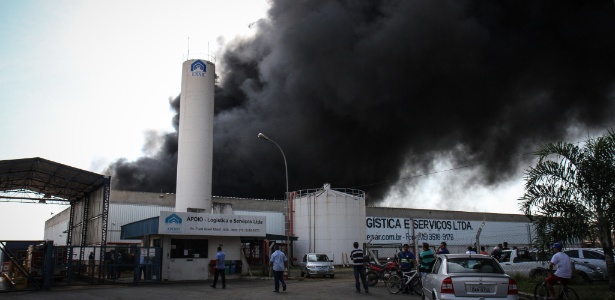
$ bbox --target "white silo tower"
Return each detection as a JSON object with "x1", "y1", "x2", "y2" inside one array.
[{"x1": 175, "y1": 59, "x2": 215, "y2": 212}]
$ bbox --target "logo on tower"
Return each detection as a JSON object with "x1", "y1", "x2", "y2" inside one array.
[
  {"x1": 190, "y1": 60, "x2": 207, "y2": 77},
  {"x1": 164, "y1": 213, "x2": 183, "y2": 232}
]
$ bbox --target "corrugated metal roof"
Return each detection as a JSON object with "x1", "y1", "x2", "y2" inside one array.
[
  {"x1": 0, "y1": 157, "x2": 107, "y2": 203},
  {"x1": 121, "y1": 217, "x2": 159, "y2": 239}
]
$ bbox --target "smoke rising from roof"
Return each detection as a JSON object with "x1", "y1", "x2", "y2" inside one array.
[{"x1": 106, "y1": 0, "x2": 615, "y2": 207}]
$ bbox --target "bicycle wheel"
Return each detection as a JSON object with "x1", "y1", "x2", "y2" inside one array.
[
  {"x1": 534, "y1": 282, "x2": 549, "y2": 300},
  {"x1": 386, "y1": 274, "x2": 403, "y2": 294},
  {"x1": 410, "y1": 276, "x2": 422, "y2": 296},
  {"x1": 366, "y1": 271, "x2": 379, "y2": 286},
  {"x1": 561, "y1": 287, "x2": 579, "y2": 300}
]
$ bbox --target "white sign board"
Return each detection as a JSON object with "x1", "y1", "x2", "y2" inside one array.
[
  {"x1": 366, "y1": 217, "x2": 531, "y2": 246},
  {"x1": 159, "y1": 211, "x2": 266, "y2": 237}
]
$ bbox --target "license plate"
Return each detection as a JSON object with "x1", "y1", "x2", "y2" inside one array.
[{"x1": 469, "y1": 285, "x2": 492, "y2": 293}]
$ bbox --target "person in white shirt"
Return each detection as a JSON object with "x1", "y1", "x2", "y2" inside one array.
[{"x1": 547, "y1": 242, "x2": 572, "y2": 299}]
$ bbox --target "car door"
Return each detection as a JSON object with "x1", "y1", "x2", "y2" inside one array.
[
  {"x1": 423, "y1": 257, "x2": 442, "y2": 299},
  {"x1": 581, "y1": 250, "x2": 607, "y2": 274}
]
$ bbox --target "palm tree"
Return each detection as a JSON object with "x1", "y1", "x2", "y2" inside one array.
[{"x1": 520, "y1": 130, "x2": 615, "y2": 290}]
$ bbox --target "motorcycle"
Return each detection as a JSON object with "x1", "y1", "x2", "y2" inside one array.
[{"x1": 366, "y1": 258, "x2": 399, "y2": 286}]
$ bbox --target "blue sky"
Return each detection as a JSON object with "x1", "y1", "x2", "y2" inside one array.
[{"x1": 0, "y1": 0, "x2": 269, "y2": 240}]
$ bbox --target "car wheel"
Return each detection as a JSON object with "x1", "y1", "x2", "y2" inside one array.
[
  {"x1": 306, "y1": 273, "x2": 310, "y2": 278},
  {"x1": 300, "y1": 271, "x2": 305, "y2": 277},
  {"x1": 330, "y1": 274, "x2": 334, "y2": 278}
]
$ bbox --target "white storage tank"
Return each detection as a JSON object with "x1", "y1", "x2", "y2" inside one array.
[
  {"x1": 176, "y1": 59, "x2": 215, "y2": 212},
  {"x1": 293, "y1": 183, "x2": 366, "y2": 265}
]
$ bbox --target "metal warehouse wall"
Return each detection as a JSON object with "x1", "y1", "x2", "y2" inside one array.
[{"x1": 366, "y1": 206, "x2": 530, "y2": 222}]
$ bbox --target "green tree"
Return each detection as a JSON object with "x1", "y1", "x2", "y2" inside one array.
[{"x1": 520, "y1": 130, "x2": 615, "y2": 290}]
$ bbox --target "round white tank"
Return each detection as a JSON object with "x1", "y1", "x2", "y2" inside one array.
[
  {"x1": 293, "y1": 184, "x2": 366, "y2": 265},
  {"x1": 176, "y1": 59, "x2": 215, "y2": 212}
]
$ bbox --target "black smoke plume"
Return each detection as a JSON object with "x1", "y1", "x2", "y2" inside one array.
[{"x1": 106, "y1": 0, "x2": 615, "y2": 205}]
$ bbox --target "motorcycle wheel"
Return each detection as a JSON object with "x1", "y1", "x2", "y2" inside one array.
[{"x1": 366, "y1": 270, "x2": 379, "y2": 286}]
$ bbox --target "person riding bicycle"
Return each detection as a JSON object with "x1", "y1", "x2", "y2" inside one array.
[
  {"x1": 397, "y1": 244, "x2": 415, "y2": 294},
  {"x1": 547, "y1": 242, "x2": 572, "y2": 299}
]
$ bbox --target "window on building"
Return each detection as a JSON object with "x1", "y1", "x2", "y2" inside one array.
[{"x1": 170, "y1": 239, "x2": 208, "y2": 258}]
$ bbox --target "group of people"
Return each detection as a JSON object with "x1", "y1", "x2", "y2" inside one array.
[{"x1": 212, "y1": 240, "x2": 570, "y2": 299}]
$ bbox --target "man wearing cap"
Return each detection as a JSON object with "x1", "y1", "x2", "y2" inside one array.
[
  {"x1": 547, "y1": 242, "x2": 572, "y2": 299},
  {"x1": 398, "y1": 244, "x2": 415, "y2": 294}
]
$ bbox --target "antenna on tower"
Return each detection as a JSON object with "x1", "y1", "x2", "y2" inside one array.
[{"x1": 187, "y1": 37, "x2": 190, "y2": 60}]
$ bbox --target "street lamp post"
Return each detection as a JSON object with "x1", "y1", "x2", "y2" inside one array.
[{"x1": 257, "y1": 133, "x2": 290, "y2": 259}]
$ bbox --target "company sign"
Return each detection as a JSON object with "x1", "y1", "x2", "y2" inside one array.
[
  {"x1": 159, "y1": 211, "x2": 266, "y2": 237},
  {"x1": 190, "y1": 60, "x2": 207, "y2": 77},
  {"x1": 366, "y1": 217, "x2": 531, "y2": 245}
]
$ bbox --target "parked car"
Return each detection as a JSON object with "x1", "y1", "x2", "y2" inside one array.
[
  {"x1": 422, "y1": 254, "x2": 518, "y2": 300},
  {"x1": 565, "y1": 248, "x2": 609, "y2": 276},
  {"x1": 499, "y1": 249, "x2": 605, "y2": 282},
  {"x1": 300, "y1": 253, "x2": 334, "y2": 278}
]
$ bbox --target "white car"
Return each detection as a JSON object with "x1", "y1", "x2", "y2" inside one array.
[
  {"x1": 564, "y1": 248, "x2": 609, "y2": 276},
  {"x1": 422, "y1": 254, "x2": 518, "y2": 300}
]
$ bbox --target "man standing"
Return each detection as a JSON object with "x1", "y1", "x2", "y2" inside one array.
[
  {"x1": 419, "y1": 243, "x2": 435, "y2": 280},
  {"x1": 270, "y1": 245, "x2": 287, "y2": 293},
  {"x1": 211, "y1": 246, "x2": 226, "y2": 289},
  {"x1": 547, "y1": 243, "x2": 572, "y2": 299},
  {"x1": 398, "y1": 244, "x2": 415, "y2": 294},
  {"x1": 466, "y1": 246, "x2": 477, "y2": 254},
  {"x1": 491, "y1": 244, "x2": 503, "y2": 260},
  {"x1": 351, "y1": 242, "x2": 369, "y2": 294},
  {"x1": 436, "y1": 242, "x2": 450, "y2": 254}
]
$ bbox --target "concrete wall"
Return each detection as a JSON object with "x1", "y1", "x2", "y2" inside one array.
[{"x1": 111, "y1": 190, "x2": 285, "y2": 212}]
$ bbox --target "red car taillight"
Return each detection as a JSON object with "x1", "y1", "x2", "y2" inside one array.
[
  {"x1": 441, "y1": 277, "x2": 454, "y2": 294},
  {"x1": 508, "y1": 278, "x2": 518, "y2": 295}
]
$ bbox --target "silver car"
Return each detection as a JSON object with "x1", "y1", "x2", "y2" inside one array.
[
  {"x1": 422, "y1": 254, "x2": 518, "y2": 300},
  {"x1": 300, "y1": 253, "x2": 335, "y2": 278}
]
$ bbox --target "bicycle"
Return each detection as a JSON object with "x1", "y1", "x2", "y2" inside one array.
[
  {"x1": 385, "y1": 269, "x2": 422, "y2": 295},
  {"x1": 534, "y1": 277, "x2": 579, "y2": 300}
]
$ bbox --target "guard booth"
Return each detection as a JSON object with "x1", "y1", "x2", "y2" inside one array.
[{"x1": 134, "y1": 247, "x2": 162, "y2": 283}]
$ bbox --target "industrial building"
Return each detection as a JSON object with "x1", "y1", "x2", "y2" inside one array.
[{"x1": 43, "y1": 186, "x2": 534, "y2": 277}]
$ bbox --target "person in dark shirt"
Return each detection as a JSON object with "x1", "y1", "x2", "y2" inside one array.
[
  {"x1": 398, "y1": 244, "x2": 415, "y2": 294},
  {"x1": 351, "y1": 242, "x2": 369, "y2": 294},
  {"x1": 437, "y1": 242, "x2": 450, "y2": 254}
]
